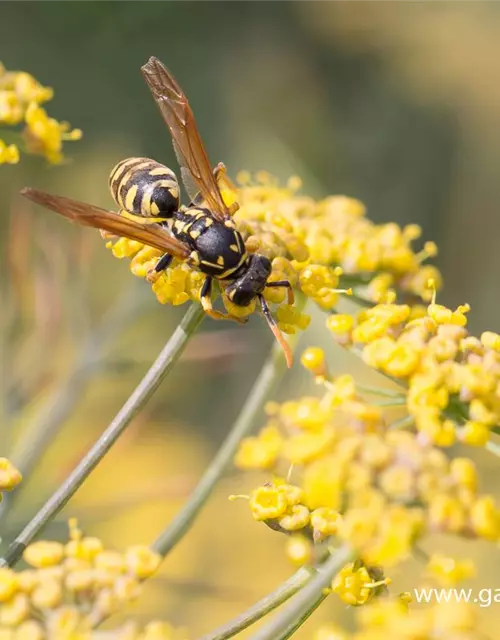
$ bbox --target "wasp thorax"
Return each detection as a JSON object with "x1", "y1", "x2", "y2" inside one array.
[
  {"x1": 109, "y1": 157, "x2": 180, "y2": 219},
  {"x1": 226, "y1": 254, "x2": 272, "y2": 307}
]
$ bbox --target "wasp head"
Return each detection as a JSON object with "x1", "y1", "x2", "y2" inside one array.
[{"x1": 225, "y1": 254, "x2": 272, "y2": 307}]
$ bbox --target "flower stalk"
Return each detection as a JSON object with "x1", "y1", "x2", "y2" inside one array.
[
  {"x1": 0, "y1": 284, "x2": 150, "y2": 522},
  {"x1": 197, "y1": 567, "x2": 312, "y2": 640},
  {"x1": 0, "y1": 303, "x2": 204, "y2": 567},
  {"x1": 151, "y1": 310, "x2": 304, "y2": 558},
  {"x1": 249, "y1": 546, "x2": 355, "y2": 640}
]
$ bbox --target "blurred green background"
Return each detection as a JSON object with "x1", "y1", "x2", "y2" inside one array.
[{"x1": 2, "y1": 2, "x2": 500, "y2": 636}]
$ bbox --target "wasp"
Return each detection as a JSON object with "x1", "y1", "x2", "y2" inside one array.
[{"x1": 21, "y1": 57, "x2": 294, "y2": 367}]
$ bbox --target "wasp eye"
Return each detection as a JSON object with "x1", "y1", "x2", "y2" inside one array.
[{"x1": 226, "y1": 284, "x2": 255, "y2": 307}]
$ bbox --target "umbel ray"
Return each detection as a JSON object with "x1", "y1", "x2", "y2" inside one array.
[{"x1": 21, "y1": 56, "x2": 294, "y2": 367}]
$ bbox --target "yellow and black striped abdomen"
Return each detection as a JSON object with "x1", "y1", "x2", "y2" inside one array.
[{"x1": 109, "y1": 157, "x2": 180, "y2": 219}]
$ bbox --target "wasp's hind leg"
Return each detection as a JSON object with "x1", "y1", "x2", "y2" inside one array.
[
  {"x1": 189, "y1": 163, "x2": 239, "y2": 215},
  {"x1": 146, "y1": 252, "x2": 174, "y2": 283},
  {"x1": 266, "y1": 280, "x2": 294, "y2": 305},
  {"x1": 201, "y1": 277, "x2": 247, "y2": 325},
  {"x1": 188, "y1": 163, "x2": 239, "y2": 215},
  {"x1": 213, "y1": 163, "x2": 239, "y2": 216},
  {"x1": 213, "y1": 162, "x2": 237, "y2": 191}
]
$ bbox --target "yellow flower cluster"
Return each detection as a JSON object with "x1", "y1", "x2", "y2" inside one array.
[
  {"x1": 236, "y1": 362, "x2": 500, "y2": 567},
  {"x1": 330, "y1": 562, "x2": 389, "y2": 606},
  {"x1": 0, "y1": 62, "x2": 81, "y2": 164},
  {"x1": 0, "y1": 459, "x2": 21, "y2": 498},
  {"x1": 236, "y1": 173, "x2": 440, "y2": 303},
  {"x1": 105, "y1": 173, "x2": 440, "y2": 333},
  {"x1": 328, "y1": 293, "x2": 500, "y2": 447},
  {"x1": 0, "y1": 520, "x2": 169, "y2": 638},
  {"x1": 316, "y1": 600, "x2": 482, "y2": 640}
]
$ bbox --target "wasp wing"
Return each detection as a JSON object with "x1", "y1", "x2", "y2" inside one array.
[
  {"x1": 141, "y1": 56, "x2": 230, "y2": 222},
  {"x1": 173, "y1": 141, "x2": 199, "y2": 203},
  {"x1": 21, "y1": 188, "x2": 191, "y2": 259}
]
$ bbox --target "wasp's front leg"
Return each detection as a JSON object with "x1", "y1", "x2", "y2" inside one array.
[
  {"x1": 266, "y1": 280, "x2": 294, "y2": 305},
  {"x1": 146, "y1": 252, "x2": 174, "y2": 283},
  {"x1": 200, "y1": 277, "x2": 247, "y2": 325}
]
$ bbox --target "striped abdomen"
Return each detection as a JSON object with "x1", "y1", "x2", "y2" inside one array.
[{"x1": 109, "y1": 157, "x2": 180, "y2": 219}]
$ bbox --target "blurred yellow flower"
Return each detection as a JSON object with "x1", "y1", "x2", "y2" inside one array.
[
  {"x1": 0, "y1": 62, "x2": 81, "y2": 164},
  {"x1": 0, "y1": 522, "x2": 177, "y2": 638},
  {"x1": 0, "y1": 140, "x2": 19, "y2": 164},
  {"x1": 0, "y1": 459, "x2": 21, "y2": 493},
  {"x1": 24, "y1": 102, "x2": 82, "y2": 165}
]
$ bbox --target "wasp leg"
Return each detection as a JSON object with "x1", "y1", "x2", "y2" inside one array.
[
  {"x1": 188, "y1": 168, "x2": 222, "y2": 207},
  {"x1": 154, "y1": 252, "x2": 174, "y2": 273},
  {"x1": 187, "y1": 163, "x2": 239, "y2": 215},
  {"x1": 201, "y1": 277, "x2": 248, "y2": 325},
  {"x1": 266, "y1": 280, "x2": 294, "y2": 305},
  {"x1": 258, "y1": 295, "x2": 293, "y2": 368},
  {"x1": 214, "y1": 163, "x2": 239, "y2": 216},
  {"x1": 214, "y1": 162, "x2": 238, "y2": 191},
  {"x1": 188, "y1": 164, "x2": 239, "y2": 215},
  {"x1": 146, "y1": 253, "x2": 174, "y2": 283}
]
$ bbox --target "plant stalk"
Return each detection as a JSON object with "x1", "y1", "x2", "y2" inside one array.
[
  {"x1": 197, "y1": 567, "x2": 312, "y2": 640},
  {"x1": 0, "y1": 285, "x2": 150, "y2": 523},
  {"x1": 0, "y1": 303, "x2": 204, "y2": 567},
  {"x1": 249, "y1": 545, "x2": 355, "y2": 640},
  {"x1": 151, "y1": 325, "x2": 301, "y2": 557},
  {"x1": 277, "y1": 592, "x2": 328, "y2": 640}
]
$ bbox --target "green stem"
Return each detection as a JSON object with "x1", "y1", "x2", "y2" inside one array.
[
  {"x1": 249, "y1": 546, "x2": 355, "y2": 640},
  {"x1": 0, "y1": 303, "x2": 204, "y2": 568},
  {"x1": 151, "y1": 326, "x2": 302, "y2": 557},
  {"x1": 486, "y1": 439, "x2": 500, "y2": 458},
  {"x1": 277, "y1": 592, "x2": 328, "y2": 640},
  {"x1": 338, "y1": 273, "x2": 375, "y2": 287},
  {"x1": 356, "y1": 384, "x2": 406, "y2": 398},
  {"x1": 196, "y1": 568, "x2": 312, "y2": 640},
  {"x1": 371, "y1": 398, "x2": 407, "y2": 407},
  {"x1": 0, "y1": 285, "x2": 149, "y2": 523}
]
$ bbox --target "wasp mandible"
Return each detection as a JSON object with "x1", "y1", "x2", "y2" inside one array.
[{"x1": 21, "y1": 57, "x2": 294, "y2": 367}]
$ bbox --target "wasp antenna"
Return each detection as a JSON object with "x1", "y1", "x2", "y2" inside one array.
[{"x1": 258, "y1": 295, "x2": 293, "y2": 369}]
